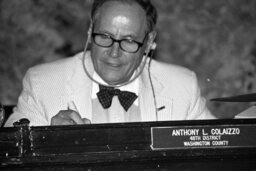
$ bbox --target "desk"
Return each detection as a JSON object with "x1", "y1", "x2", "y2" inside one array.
[{"x1": 1, "y1": 119, "x2": 256, "y2": 170}]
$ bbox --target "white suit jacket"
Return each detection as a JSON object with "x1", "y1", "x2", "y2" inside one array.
[{"x1": 5, "y1": 52, "x2": 215, "y2": 126}]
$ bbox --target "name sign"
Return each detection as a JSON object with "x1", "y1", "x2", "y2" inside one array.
[{"x1": 151, "y1": 124, "x2": 256, "y2": 150}]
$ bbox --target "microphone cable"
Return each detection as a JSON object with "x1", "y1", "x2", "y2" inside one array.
[{"x1": 147, "y1": 50, "x2": 158, "y2": 121}]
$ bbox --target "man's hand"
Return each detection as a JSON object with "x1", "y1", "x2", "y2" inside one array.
[{"x1": 51, "y1": 110, "x2": 91, "y2": 125}]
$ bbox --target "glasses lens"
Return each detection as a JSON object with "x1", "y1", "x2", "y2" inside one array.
[
  {"x1": 120, "y1": 40, "x2": 139, "y2": 53},
  {"x1": 92, "y1": 33, "x2": 142, "y2": 53},
  {"x1": 94, "y1": 34, "x2": 113, "y2": 47}
]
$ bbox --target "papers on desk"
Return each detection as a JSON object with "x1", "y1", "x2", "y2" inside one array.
[
  {"x1": 210, "y1": 93, "x2": 256, "y2": 119},
  {"x1": 235, "y1": 105, "x2": 256, "y2": 118}
]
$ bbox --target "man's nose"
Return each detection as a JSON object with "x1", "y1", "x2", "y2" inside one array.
[{"x1": 108, "y1": 42, "x2": 121, "y2": 58}]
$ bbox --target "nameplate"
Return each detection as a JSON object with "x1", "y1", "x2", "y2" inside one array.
[{"x1": 151, "y1": 124, "x2": 256, "y2": 150}]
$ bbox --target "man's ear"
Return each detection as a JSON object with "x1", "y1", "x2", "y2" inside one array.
[{"x1": 145, "y1": 30, "x2": 157, "y2": 54}]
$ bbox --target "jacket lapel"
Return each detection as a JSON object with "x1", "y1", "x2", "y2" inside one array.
[
  {"x1": 64, "y1": 52, "x2": 94, "y2": 121},
  {"x1": 140, "y1": 60, "x2": 173, "y2": 121}
]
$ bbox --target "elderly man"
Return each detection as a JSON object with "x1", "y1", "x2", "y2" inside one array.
[{"x1": 5, "y1": 0, "x2": 215, "y2": 127}]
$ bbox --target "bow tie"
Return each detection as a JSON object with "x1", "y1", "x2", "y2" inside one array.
[{"x1": 96, "y1": 85, "x2": 138, "y2": 111}]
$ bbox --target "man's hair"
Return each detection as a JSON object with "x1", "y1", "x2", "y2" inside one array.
[{"x1": 91, "y1": 0, "x2": 157, "y2": 32}]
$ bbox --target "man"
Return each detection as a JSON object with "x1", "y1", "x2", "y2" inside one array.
[{"x1": 5, "y1": 0, "x2": 215, "y2": 127}]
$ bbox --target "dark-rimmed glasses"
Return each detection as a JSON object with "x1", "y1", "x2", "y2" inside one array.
[{"x1": 92, "y1": 33, "x2": 148, "y2": 53}]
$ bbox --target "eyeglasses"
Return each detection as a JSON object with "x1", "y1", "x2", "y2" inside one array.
[{"x1": 91, "y1": 33, "x2": 148, "y2": 53}]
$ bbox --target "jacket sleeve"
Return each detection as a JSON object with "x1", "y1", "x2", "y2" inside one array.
[
  {"x1": 4, "y1": 68, "x2": 48, "y2": 127},
  {"x1": 187, "y1": 72, "x2": 216, "y2": 120}
]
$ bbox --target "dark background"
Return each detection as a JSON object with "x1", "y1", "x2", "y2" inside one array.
[{"x1": 0, "y1": 0, "x2": 256, "y2": 118}]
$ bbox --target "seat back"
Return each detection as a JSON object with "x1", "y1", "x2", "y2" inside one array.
[{"x1": 0, "y1": 104, "x2": 15, "y2": 127}]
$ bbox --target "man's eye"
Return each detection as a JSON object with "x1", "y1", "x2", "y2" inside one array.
[
  {"x1": 100, "y1": 34, "x2": 111, "y2": 39},
  {"x1": 123, "y1": 39, "x2": 136, "y2": 44}
]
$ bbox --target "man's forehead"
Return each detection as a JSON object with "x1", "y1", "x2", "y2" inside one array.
[
  {"x1": 93, "y1": 1, "x2": 147, "y2": 34},
  {"x1": 112, "y1": 16, "x2": 130, "y2": 26}
]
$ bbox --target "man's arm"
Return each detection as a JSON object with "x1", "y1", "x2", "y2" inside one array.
[
  {"x1": 187, "y1": 72, "x2": 216, "y2": 120},
  {"x1": 4, "y1": 69, "x2": 48, "y2": 127},
  {"x1": 4, "y1": 68, "x2": 90, "y2": 127}
]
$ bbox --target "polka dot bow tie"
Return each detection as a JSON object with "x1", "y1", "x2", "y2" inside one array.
[{"x1": 96, "y1": 85, "x2": 138, "y2": 111}]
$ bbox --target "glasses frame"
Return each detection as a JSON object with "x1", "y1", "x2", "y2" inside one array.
[{"x1": 91, "y1": 32, "x2": 148, "y2": 53}]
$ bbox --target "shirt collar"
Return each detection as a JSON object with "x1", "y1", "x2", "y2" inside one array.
[{"x1": 92, "y1": 71, "x2": 139, "y2": 105}]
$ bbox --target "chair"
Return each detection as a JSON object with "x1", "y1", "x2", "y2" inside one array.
[{"x1": 0, "y1": 104, "x2": 15, "y2": 127}]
